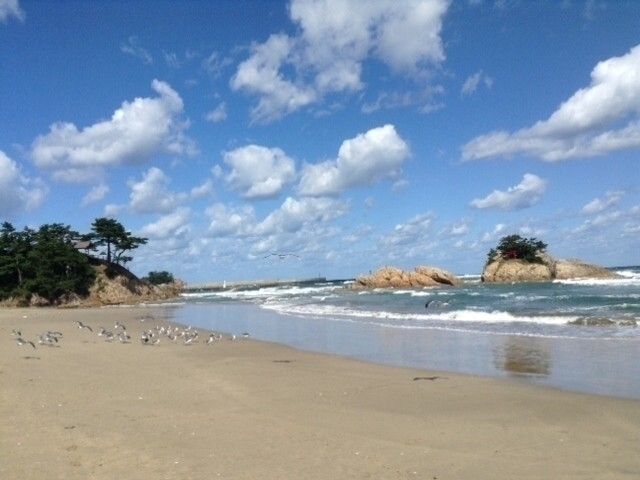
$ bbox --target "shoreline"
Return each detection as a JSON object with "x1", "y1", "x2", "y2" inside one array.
[{"x1": 2, "y1": 306, "x2": 640, "y2": 479}]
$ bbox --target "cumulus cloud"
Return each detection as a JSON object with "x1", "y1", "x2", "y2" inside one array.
[
  {"x1": 384, "y1": 212, "x2": 436, "y2": 247},
  {"x1": 205, "y1": 203, "x2": 257, "y2": 237},
  {"x1": 222, "y1": 145, "x2": 296, "y2": 199},
  {"x1": 204, "y1": 196, "x2": 348, "y2": 250},
  {"x1": 190, "y1": 179, "x2": 215, "y2": 199},
  {"x1": 231, "y1": 0, "x2": 450, "y2": 123},
  {"x1": 581, "y1": 190, "x2": 623, "y2": 215},
  {"x1": 298, "y1": 124, "x2": 410, "y2": 196},
  {"x1": 81, "y1": 184, "x2": 109, "y2": 206},
  {"x1": 462, "y1": 44, "x2": 640, "y2": 161},
  {"x1": 461, "y1": 70, "x2": 493, "y2": 96},
  {"x1": 30, "y1": 80, "x2": 194, "y2": 183},
  {"x1": 255, "y1": 196, "x2": 349, "y2": 235},
  {"x1": 128, "y1": 167, "x2": 187, "y2": 214},
  {"x1": 470, "y1": 173, "x2": 548, "y2": 211},
  {"x1": 0, "y1": 151, "x2": 47, "y2": 216},
  {"x1": 0, "y1": 0, "x2": 25, "y2": 23},
  {"x1": 138, "y1": 207, "x2": 191, "y2": 239}
]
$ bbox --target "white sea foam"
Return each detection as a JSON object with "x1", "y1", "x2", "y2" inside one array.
[{"x1": 554, "y1": 276, "x2": 640, "y2": 287}]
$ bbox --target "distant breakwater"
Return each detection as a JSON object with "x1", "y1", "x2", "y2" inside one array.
[{"x1": 182, "y1": 276, "x2": 327, "y2": 293}]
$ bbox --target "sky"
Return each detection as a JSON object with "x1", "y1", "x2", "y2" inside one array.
[{"x1": 1, "y1": 0, "x2": 639, "y2": 284}]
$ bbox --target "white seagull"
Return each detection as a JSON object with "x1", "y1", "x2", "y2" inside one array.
[{"x1": 16, "y1": 337, "x2": 36, "y2": 349}]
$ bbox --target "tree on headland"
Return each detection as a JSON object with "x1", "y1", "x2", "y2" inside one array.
[
  {"x1": 486, "y1": 234, "x2": 548, "y2": 265},
  {"x1": 143, "y1": 270, "x2": 175, "y2": 285},
  {"x1": 0, "y1": 222, "x2": 95, "y2": 302},
  {"x1": 89, "y1": 218, "x2": 148, "y2": 266}
]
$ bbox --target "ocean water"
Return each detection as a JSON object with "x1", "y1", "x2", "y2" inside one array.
[{"x1": 164, "y1": 266, "x2": 640, "y2": 400}]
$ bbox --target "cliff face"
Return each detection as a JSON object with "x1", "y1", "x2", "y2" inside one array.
[
  {"x1": 482, "y1": 254, "x2": 619, "y2": 283},
  {"x1": 79, "y1": 264, "x2": 183, "y2": 306},
  {"x1": 4, "y1": 263, "x2": 183, "y2": 307},
  {"x1": 350, "y1": 266, "x2": 462, "y2": 289}
]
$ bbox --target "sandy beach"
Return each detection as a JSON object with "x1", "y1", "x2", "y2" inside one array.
[{"x1": 2, "y1": 307, "x2": 639, "y2": 479}]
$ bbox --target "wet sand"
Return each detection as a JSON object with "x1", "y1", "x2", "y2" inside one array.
[{"x1": 2, "y1": 307, "x2": 639, "y2": 479}]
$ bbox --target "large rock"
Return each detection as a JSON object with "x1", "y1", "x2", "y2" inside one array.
[
  {"x1": 350, "y1": 266, "x2": 462, "y2": 289},
  {"x1": 81, "y1": 264, "x2": 183, "y2": 306},
  {"x1": 482, "y1": 254, "x2": 620, "y2": 283}
]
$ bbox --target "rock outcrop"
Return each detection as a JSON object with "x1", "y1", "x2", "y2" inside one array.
[
  {"x1": 482, "y1": 254, "x2": 620, "y2": 283},
  {"x1": 78, "y1": 263, "x2": 183, "y2": 306},
  {"x1": 350, "y1": 266, "x2": 462, "y2": 289}
]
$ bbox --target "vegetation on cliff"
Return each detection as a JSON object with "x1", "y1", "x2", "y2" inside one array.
[{"x1": 0, "y1": 218, "x2": 177, "y2": 306}]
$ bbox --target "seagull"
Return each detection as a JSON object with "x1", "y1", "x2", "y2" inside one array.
[
  {"x1": 38, "y1": 332, "x2": 59, "y2": 345},
  {"x1": 11, "y1": 329, "x2": 21, "y2": 337},
  {"x1": 76, "y1": 321, "x2": 93, "y2": 332},
  {"x1": 114, "y1": 321, "x2": 126, "y2": 331},
  {"x1": 262, "y1": 253, "x2": 300, "y2": 260},
  {"x1": 118, "y1": 331, "x2": 131, "y2": 343},
  {"x1": 16, "y1": 337, "x2": 36, "y2": 349},
  {"x1": 184, "y1": 332, "x2": 199, "y2": 345},
  {"x1": 425, "y1": 300, "x2": 434, "y2": 309}
]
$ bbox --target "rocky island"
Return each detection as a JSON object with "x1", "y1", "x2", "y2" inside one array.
[
  {"x1": 349, "y1": 266, "x2": 462, "y2": 289},
  {"x1": 481, "y1": 234, "x2": 620, "y2": 283},
  {"x1": 481, "y1": 253, "x2": 620, "y2": 283}
]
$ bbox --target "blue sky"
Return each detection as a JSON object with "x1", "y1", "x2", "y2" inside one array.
[{"x1": 1, "y1": 0, "x2": 639, "y2": 283}]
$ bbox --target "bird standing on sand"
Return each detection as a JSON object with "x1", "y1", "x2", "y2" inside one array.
[{"x1": 16, "y1": 337, "x2": 36, "y2": 349}]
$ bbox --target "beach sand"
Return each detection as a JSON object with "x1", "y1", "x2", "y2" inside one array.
[{"x1": 2, "y1": 307, "x2": 639, "y2": 479}]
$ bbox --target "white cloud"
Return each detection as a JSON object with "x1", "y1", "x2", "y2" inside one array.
[
  {"x1": 581, "y1": 190, "x2": 623, "y2": 215},
  {"x1": 205, "y1": 203, "x2": 257, "y2": 237},
  {"x1": 0, "y1": 0, "x2": 24, "y2": 23},
  {"x1": 190, "y1": 180, "x2": 215, "y2": 199},
  {"x1": 231, "y1": 0, "x2": 450, "y2": 123},
  {"x1": 0, "y1": 150, "x2": 47, "y2": 216},
  {"x1": 470, "y1": 173, "x2": 548, "y2": 211},
  {"x1": 361, "y1": 86, "x2": 444, "y2": 114},
  {"x1": 128, "y1": 167, "x2": 187, "y2": 214},
  {"x1": 120, "y1": 36, "x2": 153, "y2": 64},
  {"x1": 447, "y1": 218, "x2": 472, "y2": 236},
  {"x1": 230, "y1": 33, "x2": 318, "y2": 124},
  {"x1": 462, "y1": 44, "x2": 640, "y2": 161},
  {"x1": 383, "y1": 212, "x2": 436, "y2": 247},
  {"x1": 223, "y1": 145, "x2": 297, "y2": 199},
  {"x1": 461, "y1": 70, "x2": 493, "y2": 96},
  {"x1": 30, "y1": 80, "x2": 194, "y2": 183},
  {"x1": 255, "y1": 196, "x2": 349, "y2": 235},
  {"x1": 138, "y1": 207, "x2": 191, "y2": 239},
  {"x1": 298, "y1": 124, "x2": 410, "y2": 196},
  {"x1": 205, "y1": 102, "x2": 228, "y2": 123},
  {"x1": 81, "y1": 184, "x2": 109, "y2": 206}
]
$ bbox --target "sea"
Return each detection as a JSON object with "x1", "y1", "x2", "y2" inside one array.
[{"x1": 160, "y1": 266, "x2": 640, "y2": 400}]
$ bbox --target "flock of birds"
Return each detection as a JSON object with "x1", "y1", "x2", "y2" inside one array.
[{"x1": 11, "y1": 315, "x2": 249, "y2": 351}]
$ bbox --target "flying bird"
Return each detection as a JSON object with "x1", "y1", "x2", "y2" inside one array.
[{"x1": 262, "y1": 253, "x2": 300, "y2": 260}]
